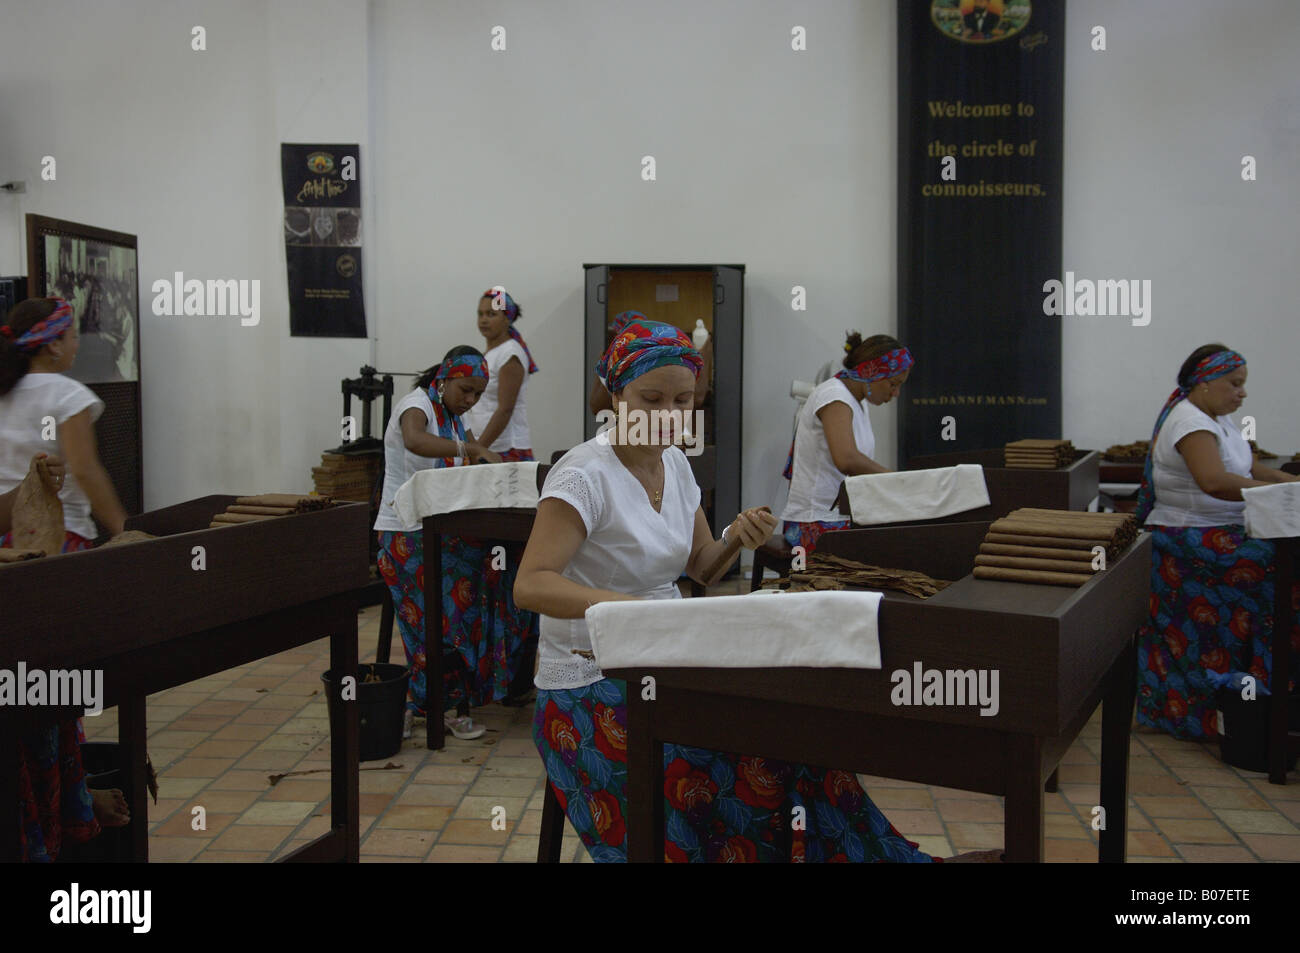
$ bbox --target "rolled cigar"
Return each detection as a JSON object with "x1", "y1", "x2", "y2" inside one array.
[
  {"x1": 975, "y1": 554, "x2": 1098, "y2": 574},
  {"x1": 1010, "y1": 509, "x2": 1131, "y2": 523},
  {"x1": 1003, "y1": 462, "x2": 1059, "y2": 469},
  {"x1": 984, "y1": 532, "x2": 1098, "y2": 551},
  {"x1": 980, "y1": 542, "x2": 1098, "y2": 562},
  {"x1": 1006, "y1": 439, "x2": 1070, "y2": 448},
  {"x1": 211, "y1": 512, "x2": 275, "y2": 524},
  {"x1": 208, "y1": 521, "x2": 236, "y2": 528},
  {"x1": 235, "y1": 494, "x2": 329, "y2": 508},
  {"x1": 227, "y1": 504, "x2": 295, "y2": 516},
  {"x1": 989, "y1": 519, "x2": 1117, "y2": 542},
  {"x1": 702, "y1": 506, "x2": 772, "y2": 583},
  {"x1": 973, "y1": 565, "x2": 1091, "y2": 587}
]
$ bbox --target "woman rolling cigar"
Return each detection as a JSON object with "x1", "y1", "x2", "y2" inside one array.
[
  {"x1": 516, "y1": 322, "x2": 997, "y2": 862},
  {"x1": 461, "y1": 288, "x2": 537, "y2": 463},
  {"x1": 1135, "y1": 344, "x2": 1300, "y2": 740},
  {"x1": 780, "y1": 332, "x2": 912, "y2": 553},
  {"x1": 0, "y1": 297, "x2": 131, "y2": 860},
  {"x1": 375, "y1": 346, "x2": 537, "y2": 741}
]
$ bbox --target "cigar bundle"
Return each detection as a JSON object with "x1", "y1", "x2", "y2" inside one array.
[
  {"x1": 974, "y1": 507, "x2": 1137, "y2": 587},
  {"x1": 208, "y1": 494, "x2": 332, "y2": 528},
  {"x1": 1103, "y1": 440, "x2": 1149, "y2": 464},
  {"x1": 1003, "y1": 438, "x2": 1075, "y2": 469},
  {"x1": 761, "y1": 551, "x2": 951, "y2": 599}
]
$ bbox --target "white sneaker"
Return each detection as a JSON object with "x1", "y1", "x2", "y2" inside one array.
[{"x1": 444, "y1": 714, "x2": 486, "y2": 740}]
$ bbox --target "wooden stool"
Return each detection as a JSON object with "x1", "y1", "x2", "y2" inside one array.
[{"x1": 750, "y1": 536, "x2": 793, "y2": 591}]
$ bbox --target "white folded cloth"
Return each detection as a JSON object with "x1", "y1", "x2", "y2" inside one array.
[
  {"x1": 586, "y1": 590, "x2": 882, "y2": 670},
  {"x1": 844, "y1": 463, "x2": 989, "y2": 525},
  {"x1": 1243, "y1": 482, "x2": 1300, "y2": 539},
  {"x1": 394, "y1": 461, "x2": 540, "y2": 524}
]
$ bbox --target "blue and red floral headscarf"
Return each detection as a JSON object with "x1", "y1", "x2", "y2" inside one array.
[
  {"x1": 784, "y1": 346, "x2": 915, "y2": 480},
  {"x1": 427, "y1": 351, "x2": 488, "y2": 468},
  {"x1": 596, "y1": 320, "x2": 702, "y2": 395},
  {"x1": 835, "y1": 347, "x2": 914, "y2": 385},
  {"x1": 1135, "y1": 348, "x2": 1246, "y2": 523},
  {"x1": 0, "y1": 298, "x2": 74, "y2": 355},
  {"x1": 609, "y1": 310, "x2": 647, "y2": 339},
  {"x1": 483, "y1": 288, "x2": 538, "y2": 374}
]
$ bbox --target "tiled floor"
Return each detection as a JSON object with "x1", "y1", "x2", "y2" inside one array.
[{"x1": 83, "y1": 591, "x2": 1300, "y2": 862}]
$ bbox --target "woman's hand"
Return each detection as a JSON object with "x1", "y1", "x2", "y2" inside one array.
[
  {"x1": 468, "y1": 444, "x2": 502, "y2": 464},
  {"x1": 728, "y1": 506, "x2": 779, "y2": 549},
  {"x1": 36, "y1": 453, "x2": 66, "y2": 490}
]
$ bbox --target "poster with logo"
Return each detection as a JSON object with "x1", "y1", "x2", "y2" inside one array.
[
  {"x1": 280, "y1": 144, "x2": 366, "y2": 337},
  {"x1": 897, "y1": 0, "x2": 1064, "y2": 462}
]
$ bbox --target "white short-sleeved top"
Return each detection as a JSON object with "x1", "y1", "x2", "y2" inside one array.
[
  {"x1": 0, "y1": 373, "x2": 104, "y2": 540},
  {"x1": 374, "y1": 388, "x2": 463, "y2": 532},
  {"x1": 535, "y1": 435, "x2": 702, "y2": 690},
  {"x1": 1144, "y1": 399, "x2": 1254, "y2": 528},
  {"x1": 781, "y1": 377, "x2": 874, "y2": 524},
  {"x1": 460, "y1": 339, "x2": 531, "y2": 452}
]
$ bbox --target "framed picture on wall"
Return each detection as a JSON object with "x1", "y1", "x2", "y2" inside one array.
[{"x1": 26, "y1": 215, "x2": 140, "y2": 384}]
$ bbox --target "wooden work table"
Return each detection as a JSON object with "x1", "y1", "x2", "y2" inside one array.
[
  {"x1": 0, "y1": 496, "x2": 371, "y2": 862},
  {"x1": 605, "y1": 520, "x2": 1151, "y2": 862}
]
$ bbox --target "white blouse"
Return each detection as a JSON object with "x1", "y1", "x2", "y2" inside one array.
[
  {"x1": 781, "y1": 377, "x2": 874, "y2": 524},
  {"x1": 1144, "y1": 399, "x2": 1254, "y2": 528},
  {"x1": 373, "y1": 388, "x2": 462, "y2": 532},
  {"x1": 534, "y1": 435, "x2": 702, "y2": 690},
  {"x1": 460, "y1": 339, "x2": 531, "y2": 452}
]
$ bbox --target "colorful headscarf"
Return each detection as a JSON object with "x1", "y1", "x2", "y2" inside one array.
[
  {"x1": 595, "y1": 320, "x2": 702, "y2": 395},
  {"x1": 835, "y1": 347, "x2": 914, "y2": 385},
  {"x1": 1135, "y1": 348, "x2": 1247, "y2": 523},
  {"x1": 483, "y1": 288, "x2": 538, "y2": 374},
  {"x1": 427, "y1": 352, "x2": 488, "y2": 469},
  {"x1": 609, "y1": 310, "x2": 647, "y2": 338},
  {"x1": 0, "y1": 298, "x2": 74, "y2": 355},
  {"x1": 784, "y1": 346, "x2": 915, "y2": 479}
]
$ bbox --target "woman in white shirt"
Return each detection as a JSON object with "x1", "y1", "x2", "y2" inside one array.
[
  {"x1": 1135, "y1": 344, "x2": 1300, "y2": 740},
  {"x1": 1, "y1": 297, "x2": 130, "y2": 860},
  {"x1": 781, "y1": 332, "x2": 913, "y2": 553},
  {"x1": 461, "y1": 288, "x2": 536, "y2": 462},
  {"x1": 514, "y1": 321, "x2": 977, "y2": 862}
]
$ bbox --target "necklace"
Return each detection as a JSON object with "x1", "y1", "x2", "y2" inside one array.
[{"x1": 654, "y1": 488, "x2": 662, "y2": 504}]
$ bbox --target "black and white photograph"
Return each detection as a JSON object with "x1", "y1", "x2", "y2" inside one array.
[{"x1": 41, "y1": 233, "x2": 139, "y2": 384}]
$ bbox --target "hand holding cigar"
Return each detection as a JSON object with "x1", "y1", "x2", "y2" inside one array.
[{"x1": 702, "y1": 505, "x2": 776, "y2": 584}]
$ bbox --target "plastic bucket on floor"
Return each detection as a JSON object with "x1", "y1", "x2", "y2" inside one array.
[
  {"x1": 1215, "y1": 690, "x2": 1300, "y2": 773},
  {"x1": 56, "y1": 741, "x2": 130, "y2": 863},
  {"x1": 321, "y1": 663, "x2": 410, "y2": 762}
]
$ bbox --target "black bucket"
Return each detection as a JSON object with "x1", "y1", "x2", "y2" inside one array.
[
  {"x1": 1216, "y1": 690, "x2": 1300, "y2": 773},
  {"x1": 56, "y1": 741, "x2": 131, "y2": 863},
  {"x1": 321, "y1": 663, "x2": 410, "y2": 762}
]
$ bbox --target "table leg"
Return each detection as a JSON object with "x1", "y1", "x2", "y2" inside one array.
[
  {"x1": 1099, "y1": 636, "x2": 1136, "y2": 862},
  {"x1": 625, "y1": 675, "x2": 662, "y2": 863},
  {"x1": 425, "y1": 526, "x2": 444, "y2": 751},
  {"x1": 1003, "y1": 734, "x2": 1044, "y2": 862},
  {"x1": 1044, "y1": 768, "x2": 1059, "y2": 793},
  {"x1": 331, "y1": 607, "x2": 360, "y2": 862},
  {"x1": 0, "y1": 718, "x2": 17, "y2": 862},
  {"x1": 119, "y1": 694, "x2": 149, "y2": 862},
  {"x1": 1270, "y1": 540, "x2": 1294, "y2": 785}
]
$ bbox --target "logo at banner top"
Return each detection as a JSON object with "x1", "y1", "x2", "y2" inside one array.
[
  {"x1": 930, "y1": 0, "x2": 1030, "y2": 45},
  {"x1": 306, "y1": 152, "x2": 336, "y2": 174},
  {"x1": 336, "y1": 255, "x2": 357, "y2": 278}
]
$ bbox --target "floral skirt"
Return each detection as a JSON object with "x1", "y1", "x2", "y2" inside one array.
[
  {"x1": 782, "y1": 519, "x2": 851, "y2": 555},
  {"x1": 533, "y1": 679, "x2": 936, "y2": 863},
  {"x1": 4, "y1": 531, "x2": 99, "y2": 862},
  {"x1": 497, "y1": 448, "x2": 534, "y2": 463},
  {"x1": 377, "y1": 530, "x2": 537, "y2": 715},
  {"x1": 1137, "y1": 524, "x2": 1300, "y2": 740}
]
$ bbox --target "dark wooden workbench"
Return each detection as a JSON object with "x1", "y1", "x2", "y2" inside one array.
[
  {"x1": 0, "y1": 496, "x2": 370, "y2": 862},
  {"x1": 606, "y1": 520, "x2": 1151, "y2": 862}
]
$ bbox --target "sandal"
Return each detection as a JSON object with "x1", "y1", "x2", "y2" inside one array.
[{"x1": 444, "y1": 714, "x2": 486, "y2": 740}]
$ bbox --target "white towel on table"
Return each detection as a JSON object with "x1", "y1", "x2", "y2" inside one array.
[
  {"x1": 586, "y1": 590, "x2": 882, "y2": 670},
  {"x1": 393, "y1": 462, "x2": 540, "y2": 524},
  {"x1": 844, "y1": 464, "x2": 989, "y2": 525},
  {"x1": 1243, "y1": 482, "x2": 1300, "y2": 539}
]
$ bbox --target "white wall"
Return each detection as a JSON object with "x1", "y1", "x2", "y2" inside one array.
[{"x1": 1, "y1": 0, "x2": 1295, "y2": 518}]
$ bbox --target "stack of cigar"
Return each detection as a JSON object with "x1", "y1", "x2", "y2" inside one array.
[
  {"x1": 761, "y1": 551, "x2": 951, "y2": 599},
  {"x1": 209, "y1": 494, "x2": 332, "y2": 528},
  {"x1": 1004, "y1": 439, "x2": 1075, "y2": 469},
  {"x1": 1103, "y1": 440, "x2": 1149, "y2": 463},
  {"x1": 973, "y1": 508, "x2": 1137, "y2": 587},
  {"x1": 311, "y1": 451, "x2": 382, "y2": 502}
]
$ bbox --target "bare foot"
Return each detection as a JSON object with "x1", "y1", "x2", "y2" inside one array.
[
  {"x1": 92, "y1": 788, "x2": 131, "y2": 827},
  {"x1": 945, "y1": 849, "x2": 1004, "y2": 862}
]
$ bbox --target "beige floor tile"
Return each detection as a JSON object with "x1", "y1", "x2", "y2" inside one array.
[
  {"x1": 1055, "y1": 764, "x2": 1101, "y2": 783},
  {"x1": 237, "y1": 801, "x2": 317, "y2": 826},
  {"x1": 1239, "y1": 834, "x2": 1300, "y2": 861},
  {"x1": 1152, "y1": 817, "x2": 1237, "y2": 844},
  {"x1": 362, "y1": 829, "x2": 434, "y2": 857},
  {"x1": 168, "y1": 756, "x2": 238, "y2": 778},
  {"x1": 357, "y1": 793, "x2": 395, "y2": 814},
  {"x1": 207, "y1": 770, "x2": 275, "y2": 791},
  {"x1": 258, "y1": 733, "x2": 321, "y2": 752},
  {"x1": 263, "y1": 779, "x2": 331, "y2": 802},
  {"x1": 911, "y1": 835, "x2": 953, "y2": 859},
  {"x1": 944, "y1": 822, "x2": 1003, "y2": 849},
  {"x1": 1212, "y1": 809, "x2": 1297, "y2": 834},
  {"x1": 857, "y1": 774, "x2": 929, "y2": 789},
  {"x1": 1126, "y1": 775, "x2": 1192, "y2": 796},
  {"x1": 1194, "y1": 786, "x2": 1270, "y2": 810},
  {"x1": 233, "y1": 750, "x2": 305, "y2": 771},
  {"x1": 453, "y1": 795, "x2": 529, "y2": 821},
  {"x1": 1175, "y1": 844, "x2": 1258, "y2": 862},
  {"x1": 189, "y1": 739, "x2": 258, "y2": 759},
  {"x1": 193, "y1": 850, "x2": 272, "y2": 863},
  {"x1": 502, "y1": 837, "x2": 543, "y2": 863},
  {"x1": 154, "y1": 776, "x2": 209, "y2": 799},
  {"x1": 147, "y1": 730, "x2": 213, "y2": 749},
  {"x1": 428, "y1": 844, "x2": 504, "y2": 862},
  {"x1": 1134, "y1": 796, "x2": 1213, "y2": 819},
  {"x1": 1273, "y1": 801, "x2": 1300, "y2": 824},
  {"x1": 208, "y1": 824, "x2": 294, "y2": 851},
  {"x1": 153, "y1": 811, "x2": 238, "y2": 837},
  {"x1": 414, "y1": 764, "x2": 483, "y2": 785},
  {"x1": 1126, "y1": 831, "x2": 1176, "y2": 857},
  {"x1": 395, "y1": 784, "x2": 469, "y2": 806},
  {"x1": 148, "y1": 836, "x2": 213, "y2": 862},
  {"x1": 376, "y1": 806, "x2": 454, "y2": 830},
  {"x1": 1172, "y1": 768, "x2": 1247, "y2": 787},
  {"x1": 167, "y1": 716, "x2": 231, "y2": 732},
  {"x1": 189, "y1": 790, "x2": 261, "y2": 813},
  {"x1": 211, "y1": 723, "x2": 279, "y2": 741},
  {"x1": 467, "y1": 776, "x2": 539, "y2": 799},
  {"x1": 1045, "y1": 839, "x2": 1098, "y2": 862},
  {"x1": 437, "y1": 818, "x2": 515, "y2": 845},
  {"x1": 1249, "y1": 779, "x2": 1300, "y2": 800},
  {"x1": 935, "y1": 798, "x2": 1003, "y2": 822},
  {"x1": 886, "y1": 809, "x2": 946, "y2": 835},
  {"x1": 866, "y1": 788, "x2": 936, "y2": 810},
  {"x1": 1045, "y1": 814, "x2": 1091, "y2": 839}
]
